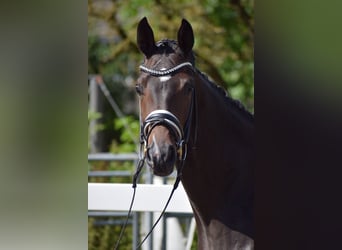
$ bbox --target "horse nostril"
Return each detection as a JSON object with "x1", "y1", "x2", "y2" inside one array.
[
  {"x1": 165, "y1": 145, "x2": 176, "y2": 164},
  {"x1": 146, "y1": 147, "x2": 155, "y2": 164}
]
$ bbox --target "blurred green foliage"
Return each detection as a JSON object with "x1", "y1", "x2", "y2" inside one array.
[
  {"x1": 88, "y1": 0, "x2": 253, "y2": 249},
  {"x1": 88, "y1": 0, "x2": 254, "y2": 111},
  {"x1": 111, "y1": 116, "x2": 139, "y2": 153}
]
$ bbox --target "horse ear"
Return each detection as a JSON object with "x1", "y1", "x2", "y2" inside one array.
[
  {"x1": 177, "y1": 19, "x2": 194, "y2": 55},
  {"x1": 137, "y1": 17, "x2": 157, "y2": 58}
]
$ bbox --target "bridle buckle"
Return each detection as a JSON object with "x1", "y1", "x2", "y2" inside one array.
[{"x1": 177, "y1": 140, "x2": 188, "y2": 161}]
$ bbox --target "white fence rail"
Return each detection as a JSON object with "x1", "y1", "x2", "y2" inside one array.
[{"x1": 88, "y1": 183, "x2": 192, "y2": 213}]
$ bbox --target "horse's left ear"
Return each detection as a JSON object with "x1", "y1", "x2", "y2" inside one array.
[{"x1": 177, "y1": 19, "x2": 194, "y2": 55}]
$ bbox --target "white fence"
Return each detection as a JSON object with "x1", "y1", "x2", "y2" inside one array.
[
  {"x1": 88, "y1": 183, "x2": 192, "y2": 213},
  {"x1": 88, "y1": 153, "x2": 196, "y2": 250}
]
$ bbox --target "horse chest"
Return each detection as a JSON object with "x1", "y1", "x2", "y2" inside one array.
[{"x1": 197, "y1": 219, "x2": 254, "y2": 250}]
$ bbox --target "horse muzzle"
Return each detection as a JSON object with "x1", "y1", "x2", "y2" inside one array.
[
  {"x1": 146, "y1": 140, "x2": 177, "y2": 176},
  {"x1": 140, "y1": 109, "x2": 190, "y2": 176}
]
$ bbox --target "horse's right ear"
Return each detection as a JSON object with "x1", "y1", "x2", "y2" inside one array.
[{"x1": 137, "y1": 17, "x2": 157, "y2": 58}]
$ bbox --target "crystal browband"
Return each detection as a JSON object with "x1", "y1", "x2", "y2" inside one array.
[{"x1": 139, "y1": 62, "x2": 193, "y2": 76}]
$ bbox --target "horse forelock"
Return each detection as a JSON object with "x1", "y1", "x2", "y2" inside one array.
[
  {"x1": 143, "y1": 39, "x2": 195, "y2": 68},
  {"x1": 156, "y1": 39, "x2": 178, "y2": 51}
]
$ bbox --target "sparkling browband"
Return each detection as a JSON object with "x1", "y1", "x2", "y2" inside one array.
[{"x1": 139, "y1": 62, "x2": 193, "y2": 76}]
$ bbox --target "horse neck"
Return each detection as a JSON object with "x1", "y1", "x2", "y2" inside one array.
[
  {"x1": 189, "y1": 71, "x2": 254, "y2": 171},
  {"x1": 181, "y1": 71, "x2": 254, "y2": 243}
]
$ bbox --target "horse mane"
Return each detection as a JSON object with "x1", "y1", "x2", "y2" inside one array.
[
  {"x1": 154, "y1": 39, "x2": 253, "y2": 122},
  {"x1": 196, "y1": 69, "x2": 254, "y2": 122}
]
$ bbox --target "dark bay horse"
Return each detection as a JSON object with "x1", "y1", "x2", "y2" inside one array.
[{"x1": 136, "y1": 17, "x2": 254, "y2": 250}]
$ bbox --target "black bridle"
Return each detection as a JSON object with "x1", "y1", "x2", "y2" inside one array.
[
  {"x1": 114, "y1": 61, "x2": 196, "y2": 250},
  {"x1": 138, "y1": 61, "x2": 196, "y2": 181}
]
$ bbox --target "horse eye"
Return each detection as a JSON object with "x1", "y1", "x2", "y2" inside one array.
[
  {"x1": 135, "y1": 84, "x2": 144, "y2": 95},
  {"x1": 184, "y1": 83, "x2": 194, "y2": 95}
]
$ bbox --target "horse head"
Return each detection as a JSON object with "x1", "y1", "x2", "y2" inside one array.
[{"x1": 136, "y1": 17, "x2": 195, "y2": 177}]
